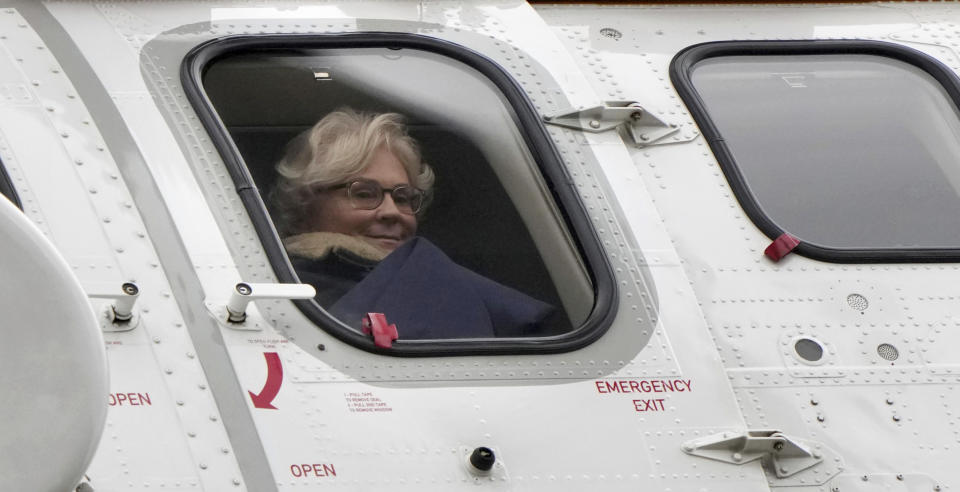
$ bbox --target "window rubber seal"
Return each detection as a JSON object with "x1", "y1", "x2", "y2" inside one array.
[
  {"x1": 181, "y1": 33, "x2": 618, "y2": 356},
  {"x1": 0, "y1": 157, "x2": 21, "y2": 210},
  {"x1": 671, "y1": 39, "x2": 960, "y2": 263}
]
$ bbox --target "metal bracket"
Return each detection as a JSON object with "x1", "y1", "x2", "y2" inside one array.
[
  {"x1": 543, "y1": 100, "x2": 681, "y2": 147},
  {"x1": 681, "y1": 430, "x2": 824, "y2": 478}
]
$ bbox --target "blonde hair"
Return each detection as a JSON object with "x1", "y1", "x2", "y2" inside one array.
[{"x1": 269, "y1": 108, "x2": 435, "y2": 236}]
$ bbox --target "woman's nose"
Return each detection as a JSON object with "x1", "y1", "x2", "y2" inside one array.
[{"x1": 376, "y1": 192, "x2": 403, "y2": 218}]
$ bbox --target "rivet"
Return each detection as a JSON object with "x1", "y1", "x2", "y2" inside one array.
[
  {"x1": 153, "y1": 337, "x2": 161, "y2": 344},
  {"x1": 893, "y1": 414, "x2": 901, "y2": 422},
  {"x1": 589, "y1": 119, "x2": 600, "y2": 129},
  {"x1": 886, "y1": 398, "x2": 894, "y2": 405},
  {"x1": 861, "y1": 475, "x2": 869, "y2": 481},
  {"x1": 897, "y1": 475, "x2": 904, "y2": 481},
  {"x1": 810, "y1": 398, "x2": 819, "y2": 405},
  {"x1": 232, "y1": 478, "x2": 241, "y2": 486},
  {"x1": 732, "y1": 452, "x2": 742, "y2": 462},
  {"x1": 199, "y1": 463, "x2": 207, "y2": 470},
  {"x1": 816, "y1": 414, "x2": 825, "y2": 422}
]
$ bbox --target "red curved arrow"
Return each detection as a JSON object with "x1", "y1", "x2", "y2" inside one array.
[{"x1": 248, "y1": 352, "x2": 282, "y2": 410}]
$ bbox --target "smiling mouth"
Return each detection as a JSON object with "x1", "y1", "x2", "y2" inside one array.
[{"x1": 366, "y1": 235, "x2": 403, "y2": 249}]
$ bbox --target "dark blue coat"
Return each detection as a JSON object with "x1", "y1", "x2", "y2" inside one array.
[{"x1": 329, "y1": 238, "x2": 554, "y2": 339}]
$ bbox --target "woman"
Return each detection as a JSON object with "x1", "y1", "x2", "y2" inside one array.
[{"x1": 270, "y1": 108, "x2": 553, "y2": 340}]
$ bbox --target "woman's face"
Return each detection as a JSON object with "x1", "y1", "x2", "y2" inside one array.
[{"x1": 303, "y1": 147, "x2": 418, "y2": 252}]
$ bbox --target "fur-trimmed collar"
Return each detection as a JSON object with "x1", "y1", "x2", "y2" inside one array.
[{"x1": 283, "y1": 232, "x2": 388, "y2": 263}]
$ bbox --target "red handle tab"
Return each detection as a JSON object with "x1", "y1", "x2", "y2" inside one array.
[
  {"x1": 764, "y1": 233, "x2": 800, "y2": 262},
  {"x1": 362, "y1": 313, "x2": 398, "y2": 348}
]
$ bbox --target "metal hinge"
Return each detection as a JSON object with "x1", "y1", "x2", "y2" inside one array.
[
  {"x1": 543, "y1": 101, "x2": 687, "y2": 147},
  {"x1": 681, "y1": 430, "x2": 825, "y2": 478}
]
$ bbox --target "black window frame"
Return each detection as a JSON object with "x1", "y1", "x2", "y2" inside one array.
[
  {"x1": 671, "y1": 40, "x2": 960, "y2": 263},
  {"x1": 181, "y1": 33, "x2": 617, "y2": 356},
  {"x1": 0, "y1": 157, "x2": 20, "y2": 209}
]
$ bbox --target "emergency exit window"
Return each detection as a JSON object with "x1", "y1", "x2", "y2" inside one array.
[
  {"x1": 673, "y1": 41, "x2": 960, "y2": 261},
  {"x1": 186, "y1": 34, "x2": 613, "y2": 355}
]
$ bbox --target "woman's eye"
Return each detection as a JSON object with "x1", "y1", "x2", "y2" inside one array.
[{"x1": 352, "y1": 188, "x2": 379, "y2": 200}]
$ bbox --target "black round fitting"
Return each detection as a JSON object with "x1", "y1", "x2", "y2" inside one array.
[{"x1": 469, "y1": 447, "x2": 495, "y2": 472}]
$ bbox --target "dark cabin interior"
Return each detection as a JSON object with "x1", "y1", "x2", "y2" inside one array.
[{"x1": 203, "y1": 52, "x2": 575, "y2": 335}]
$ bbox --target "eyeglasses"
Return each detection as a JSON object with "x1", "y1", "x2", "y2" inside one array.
[{"x1": 324, "y1": 179, "x2": 425, "y2": 215}]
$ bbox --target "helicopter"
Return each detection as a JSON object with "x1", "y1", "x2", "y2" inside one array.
[{"x1": 3, "y1": 1, "x2": 960, "y2": 491}]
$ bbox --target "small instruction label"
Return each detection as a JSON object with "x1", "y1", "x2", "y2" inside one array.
[
  {"x1": 595, "y1": 379, "x2": 692, "y2": 413},
  {"x1": 246, "y1": 338, "x2": 289, "y2": 349},
  {"x1": 344, "y1": 392, "x2": 392, "y2": 413}
]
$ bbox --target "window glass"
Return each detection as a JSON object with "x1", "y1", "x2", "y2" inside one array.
[
  {"x1": 690, "y1": 54, "x2": 960, "y2": 250},
  {"x1": 200, "y1": 45, "x2": 595, "y2": 341}
]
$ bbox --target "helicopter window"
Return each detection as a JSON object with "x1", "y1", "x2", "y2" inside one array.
[
  {"x1": 0, "y1": 158, "x2": 19, "y2": 209},
  {"x1": 673, "y1": 41, "x2": 960, "y2": 262},
  {"x1": 187, "y1": 35, "x2": 612, "y2": 355}
]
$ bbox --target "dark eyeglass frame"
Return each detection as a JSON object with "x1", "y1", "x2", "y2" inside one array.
[{"x1": 323, "y1": 178, "x2": 425, "y2": 215}]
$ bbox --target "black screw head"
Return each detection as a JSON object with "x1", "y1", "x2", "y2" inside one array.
[{"x1": 469, "y1": 447, "x2": 495, "y2": 472}]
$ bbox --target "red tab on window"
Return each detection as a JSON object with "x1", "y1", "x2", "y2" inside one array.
[
  {"x1": 362, "y1": 313, "x2": 398, "y2": 348},
  {"x1": 764, "y1": 233, "x2": 800, "y2": 262}
]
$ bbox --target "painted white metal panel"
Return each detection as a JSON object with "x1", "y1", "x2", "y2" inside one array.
[
  {"x1": 0, "y1": 5, "x2": 246, "y2": 490},
  {"x1": 536, "y1": 2, "x2": 960, "y2": 490},
  {"x1": 39, "y1": 1, "x2": 756, "y2": 490}
]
